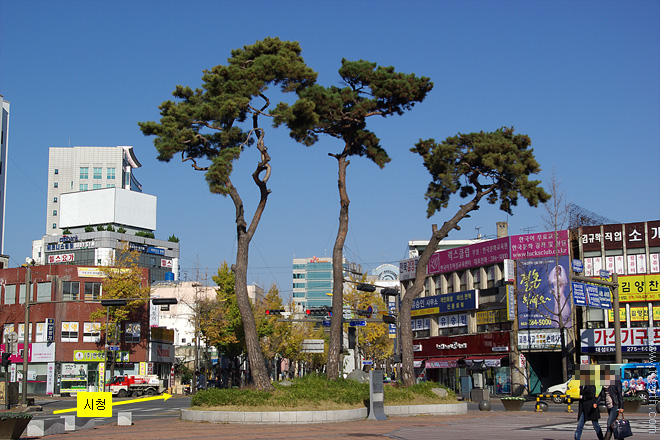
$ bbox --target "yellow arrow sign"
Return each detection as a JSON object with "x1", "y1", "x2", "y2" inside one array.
[{"x1": 54, "y1": 392, "x2": 172, "y2": 416}]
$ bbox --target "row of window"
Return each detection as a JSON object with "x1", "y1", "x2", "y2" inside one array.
[
  {"x1": 54, "y1": 167, "x2": 116, "y2": 180},
  {"x1": 2, "y1": 321, "x2": 141, "y2": 343},
  {"x1": 52, "y1": 183, "x2": 116, "y2": 191},
  {"x1": 1, "y1": 281, "x2": 102, "y2": 304}
]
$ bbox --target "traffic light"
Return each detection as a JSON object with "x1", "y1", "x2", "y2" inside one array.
[
  {"x1": 306, "y1": 306, "x2": 331, "y2": 317},
  {"x1": 2, "y1": 352, "x2": 12, "y2": 367},
  {"x1": 382, "y1": 315, "x2": 396, "y2": 324},
  {"x1": 356, "y1": 284, "x2": 376, "y2": 292},
  {"x1": 265, "y1": 309, "x2": 285, "y2": 315},
  {"x1": 357, "y1": 306, "x2": 373, "y2": 318}
]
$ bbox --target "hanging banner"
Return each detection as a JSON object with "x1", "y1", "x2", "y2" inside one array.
[{"x1": 517, "y1": 256, "x2": 572, "y2": 329}]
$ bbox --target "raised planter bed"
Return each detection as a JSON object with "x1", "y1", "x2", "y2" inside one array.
[
  {"x1": 0, "y1": 413, "x2": 33, "y2": 440},
  {"x1": 501, "y1": 398, "x2": 525, "y2": 411}
]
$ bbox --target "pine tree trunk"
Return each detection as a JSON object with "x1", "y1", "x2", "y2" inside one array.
[
  {"x1": 234, "y1": 233, "x2": 273, "y2": 391},
  {"x1": 327, "y1": 155, "x2": 349, "y2": 380}
]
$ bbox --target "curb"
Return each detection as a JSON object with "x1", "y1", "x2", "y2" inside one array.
[{"x1": 181, "y1": 402, "x2": 468, "y2": 425}]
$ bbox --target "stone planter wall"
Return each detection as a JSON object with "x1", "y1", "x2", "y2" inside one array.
[{"x1": 501, "y1": 400, "x2": 525, "y2": 411}]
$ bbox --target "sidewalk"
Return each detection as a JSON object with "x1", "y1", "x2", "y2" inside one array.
[{"x1": 26, "y1": 408, "x2": 658, "y2": 440}]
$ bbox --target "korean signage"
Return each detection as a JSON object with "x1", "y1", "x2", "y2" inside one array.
[
  {"x1": 572, "y1": 282, "x2": 587, "y2": 307},
  {"x1": 46, "y1": 318, "x2": 55, "y2": 343},
  {"x1": 160, "y1": 259, "x2": 172, "y2": 268},
  {"x1": 62, "y1": 363, "x2": 88, "y2": 381},
  {"x1": 73, "y1": 350, "x2": 129, "y2": 362},
  {"x1": 150, "y1": 327, "x2": 175, "y2": 344},
  {"x1": 411, "y1": 318, "x2": 431, "y2": 331},
  {"x1": 46, "y1": 240, "x2": 95, "y2": 251},
  {"x1": 581, "y1": 221, "x2": 660, "y2": 252},
  {"x1": 510, "y1": 230, "x2": 570, "y2": 259},
  {"x1": 411, "y1": 290, "x2": 478, "y2": 317},
  {"x1": 427, "y1": 237, "x2": 510, "y2": 275},
  {"x1": 149, "y1": 342, "x2": 174, "y2": 363},
  {"x1": 580, "y1": 328, "x2": 660, "y2": 353},
  {"x1": 399, "y1": 257, "x2": 419, "y2": 281},
  {"x1": 438, "y1": 313, "x2": 468, "y2": 328},
  {"x1": 476, "y1": 309, "x2": 508, "y2": 325},
  {"x1": 0, "y1": 342, "x2": 55, "y2": 363},
  {"x1": 517, "y1": 329, "x2": 564, "y2": 350},
  {"x1": 608, "y1": 306, "x2": 660, "y2": 322},
  {"x1": 618, "y1": 274, "x2": 660, "y2": 302},
  {"x1": 414, "y1": 331, "x2": 510, "y2": 357},
  {"x1": 48, "y1": 253, "x2": 74, "y2": 263},
  {"x1": 517, "y1": 256, "x2": 572, "y2": 329},
  {"x1": 129, "y1": 243, "x2": 165, "y2": 255}
]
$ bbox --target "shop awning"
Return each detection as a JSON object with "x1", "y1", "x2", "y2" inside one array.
[
  {"x1": 425, "y1": 357, "x2": 463, "y2": 369},
  {"x1": 464, "y1": 354, "x2": 507, "y2": 367}
]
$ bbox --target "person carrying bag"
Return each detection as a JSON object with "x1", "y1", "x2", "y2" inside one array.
[
  {"x1": 574, "y1": 384, "x2": 604, "y2": 440},
  {"x1": 610, "y1": 412, "x2": 633, "y2": 439}
]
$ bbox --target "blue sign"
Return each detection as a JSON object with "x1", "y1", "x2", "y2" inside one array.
[
  {"x1": 572, "y1": 259, "x2": 584, "y2": 273},
  {"x1": 585, "y1": 285, "x2": 601, "y2": 308},
  {"x1": 572, "y1": 282, "x2": 587, "y2": 307},
  {"x1": 349, "y1": 320, "x2": 367, "y2": 327},
  {"x1": 362, "y1": 360, "x2": 373, "y2": 365},
  {"x1": 598, "y1": 286, "x2": 612, "y2": 309},
  {"x1": 411, "y1": 290, "x2": 478, "y2": 316},
  {"x1": 599, "y1": 269, "x2": 610, "y2": 279},
  {"x1": 108, "y1": 345, "x2": 120, "y2": 351},
  {"x1": 46, "y1": 318, "x2": 55, "y2": 343},
  {"x1": 322, "y1": 319, "x2": 331, "y2": 327}
]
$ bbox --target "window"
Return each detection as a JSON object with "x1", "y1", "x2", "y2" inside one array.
[
  {"x1": 107, "y1": 167, "x2": 115, "y2": 179},
  {"x1": 106, "y1": 184, "x2": 115, "y2": 188},
  {"x1": 53, "y1": 210, "x2": 57, "y2": 216},
  {"x1": 36, "y1": 282, "x2": 51, "y2": 302},
  {"x1": 125, "y1": 323, "x2": 141, "y2": 343},
  {"x1": 2, "y1": 324, "x2": 14, "y2": 342},
  {"x1": 61, "y1": 321, "x2": 79, "y2": 342},
  {"x1": 79, "y1": 183, "x2": 88, "y2": 191},
  {"x1": 62, "y1": 281, "x2": 80, "y2": 300},
  {"x1": 3, "y1": 285, "x2": 16, "y2": 304},
  {"x1": 35, "y1": 321, "x2": 48, "y2": 342},
  {"x1": 54, "y1": 169, "x2": 59, "y2": 175},
  {"x1": 53, "y1": 182, "x2": 58, "y2": 188},
  {"x1": 83, "y1": 322, "x2": 101, "y2": 342},
  {"x1": 80, "y1": 167, "x2": 88, "y2": 179},
  {"x1": 84, "y1": 282, "x2": 102, "y2": 301},
  {"x1": 52, "y1": 223, "x2": 57, "y2": 229},
  {"x1": 93, "y1": 167, "x2": 102, "y2": 179},
  {"x1": 53, "y1": 197, "x2": 57, "y2": 203},
  {"x1": 18, "y1": 323, "x2": 33, "y2": 342},
  {"x1": 93, "y1": 184, "x2": 101, "y2": 190}
]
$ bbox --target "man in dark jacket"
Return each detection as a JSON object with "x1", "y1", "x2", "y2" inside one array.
[{"x1": 574, "y1": 384, "x2": 604, "y2": 440}]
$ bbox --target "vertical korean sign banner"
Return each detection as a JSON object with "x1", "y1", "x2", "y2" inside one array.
[{"x1": 517, "y1": 255, "x2": 572, "y2": 329}]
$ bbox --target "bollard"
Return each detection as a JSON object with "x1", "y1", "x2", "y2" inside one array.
[
  {"x1": 118, "y1": 411, "x2": 133, "y2": 426},
  {"x1": 566, "y1": 397, "x2": 574, "y2": 413},
  {"x1": 535, "y1": 396, "x2": 541, "y2": 412},
  {"x1": 478, "y1": 400, "x2": 491, "y2": 411}
]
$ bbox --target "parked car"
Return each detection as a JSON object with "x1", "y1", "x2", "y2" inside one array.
[{"x1": 545, "y1": 378, "x2": 574, "y2": 404}]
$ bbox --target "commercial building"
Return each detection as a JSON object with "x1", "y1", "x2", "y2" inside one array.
[
  {"x1": 0, "y1": 264, "x2": 175, "y2": 395},
  {"x1": 292, "y1": 256, "x2": 363, "y2": 310},
  {"x1": 576, "y1": 221, "x2": 660, "y2": 364},
  {"x1": 400, "y1": 227, "x2": 574, "y2": 398},
  {"x1": 46, "y1": 145, "x2": 142, "y2": 235}
]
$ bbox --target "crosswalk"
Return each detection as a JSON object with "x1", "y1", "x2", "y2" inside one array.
[{"x1": 530, "y1": 419, "x2": 653, "y2": 434}]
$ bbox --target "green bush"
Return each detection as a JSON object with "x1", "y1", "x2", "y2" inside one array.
[{"x1": 190, "y1": 375, "x2": 453, "y2": 408}]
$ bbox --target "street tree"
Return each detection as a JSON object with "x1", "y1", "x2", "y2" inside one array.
[
  {"x1": 139, "y1": 38, "x2": 317, "y2": 390},
  {"x1": 401, "y1": 127, "x2": 551, "y2": 386},
  {"x1": 273, "y1": 60, "x2": 432, "y2": 379}
]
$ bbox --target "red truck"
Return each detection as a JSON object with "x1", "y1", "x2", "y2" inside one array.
[{"x1": 108, "y1": 375, "x2": 164, "y2": 397}]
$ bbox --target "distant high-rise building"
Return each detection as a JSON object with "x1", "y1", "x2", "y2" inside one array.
[
  {"x1": 46, "y1": 145, "x2": 142, "y2": 235},
  {"x1": 0, "y1": 96, "x2": 9, "y2": 255},
  {"x1": 292, "y1": 256, "x2": 363, "y2": 309}
]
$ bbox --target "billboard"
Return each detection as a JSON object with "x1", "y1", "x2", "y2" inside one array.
[{"x1": 517, "y1": 255, "x2": 571, "y2": 329}]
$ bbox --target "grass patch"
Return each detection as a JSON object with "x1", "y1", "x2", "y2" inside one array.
[{"x1": 190, "y1": 373, "x2": 457, "y2": 410}]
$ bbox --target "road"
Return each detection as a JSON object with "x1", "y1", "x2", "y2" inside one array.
[{"x1": 32, "y1": 394, "x2": 189, "y2": 425}]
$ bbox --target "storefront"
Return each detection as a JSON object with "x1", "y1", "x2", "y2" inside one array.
[
  {"x1": 414, "y1": 331, "x2": 511, "y2": 397},
  {"x1": 0, "y1": 342, "x2": 55, "y2": 395},
  {"x1": 65, "y1": 349, "x2": 132, "y2": 393},
  {"x1": 580, "y1": 327, "x2": 660, "y2": 363}
]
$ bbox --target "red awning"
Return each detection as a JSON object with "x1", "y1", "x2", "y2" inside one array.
[
  {"x1": 464, "y1": 354, "x2": 507, "y2": 367},
  {"x1": 425, "y1": 356, "x2": 463, "y2": 369}
]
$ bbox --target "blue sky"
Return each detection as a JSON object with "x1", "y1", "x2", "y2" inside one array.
[{"x1": 1, "y1": 0, "x2": 658, "y2": 298}]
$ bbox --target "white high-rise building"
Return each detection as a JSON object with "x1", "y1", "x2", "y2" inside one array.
[
  {"x1": 0, "y1": 96, "x2": 9, "y2": 255},
  {"x1": 46, "y1": 145, "x2": 142, "y2": 235}
]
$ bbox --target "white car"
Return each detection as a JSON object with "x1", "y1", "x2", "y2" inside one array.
[{"x1": 545, "y1": 378, "x2": 573, "y2": 404}]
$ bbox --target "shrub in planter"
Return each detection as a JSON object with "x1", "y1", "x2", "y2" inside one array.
[
  {"x1": 0, "y1": 412, "x2": 33, "y2": 440},
  {"x1": 501, "y1": 396, "x2": 526, "y2": 411},
  {"x1": 623, "y1": 396, "x2": 643, "y2": 413}
]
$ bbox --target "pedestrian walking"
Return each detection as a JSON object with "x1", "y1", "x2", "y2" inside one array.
[
  {"x1": 574, "y1": 384, "x2": 603, "y2": 440},
  {"x1": 600, "y1": 370, "x2": 624, "y2": 440}
]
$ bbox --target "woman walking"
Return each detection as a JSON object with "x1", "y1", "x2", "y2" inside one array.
[
  {"x1": 574, "y1": 383, "x2": 604, "y2": 440},
  {"x1": 601, "y1": 372, "x2": 624, "y2": 440}
]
